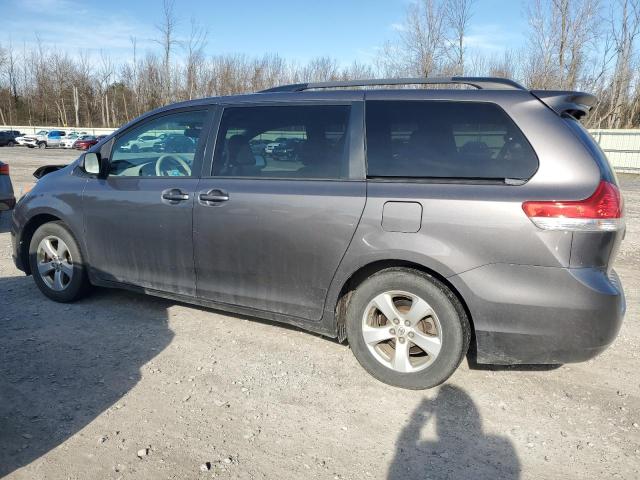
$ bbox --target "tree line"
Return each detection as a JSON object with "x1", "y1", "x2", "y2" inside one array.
[{"x1": 1, "y1": 0, "x2": 639, "y2": 130}]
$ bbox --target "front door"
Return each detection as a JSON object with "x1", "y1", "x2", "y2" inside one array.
[
  {"x1": 194, "y1": 102, "x2": 366, "y2": 320},
  {"x1": 83, "y1": 108, "x2": 211, "y2": 296}
]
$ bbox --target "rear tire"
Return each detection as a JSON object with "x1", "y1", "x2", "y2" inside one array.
[
  {"x1": 346, "y1": 268, "x2": 470, "y2": 389},
  {"x1": 29, "y1": 221, "x2": 91, "y2": 302}
]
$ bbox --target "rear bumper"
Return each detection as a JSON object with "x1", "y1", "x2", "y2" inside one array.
[{"x1": 449, "y1": 264, "x2": 625, "y2": 364}]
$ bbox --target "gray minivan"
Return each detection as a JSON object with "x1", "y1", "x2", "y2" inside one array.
[{"x1": 11, "y1": 77, "x2": 626, "y2": 389}]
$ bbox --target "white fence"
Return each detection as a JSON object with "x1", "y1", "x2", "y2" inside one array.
[{"x1": 589, "y1": 129, "x2": 640, "y2": 172}]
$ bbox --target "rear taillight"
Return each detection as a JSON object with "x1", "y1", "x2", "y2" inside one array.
[
  {"x1": 522, "y1": 180, "x2": 624, "y2": 231},
  {"x1": 0, "y1": 164, "x2": 8, "y2": 175}
]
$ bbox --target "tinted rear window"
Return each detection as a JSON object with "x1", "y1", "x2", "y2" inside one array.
[{"x1": 365, "y1": 101, "x2": 538, "y2": 180}]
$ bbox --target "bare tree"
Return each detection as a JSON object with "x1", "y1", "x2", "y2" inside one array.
[
  {"x1": 184, "y1": 17, "x2": 208, "y2": 100},
  {"x1": 524, "y1": 0, "x2": 601, "y2": 89},
  {"x1": 606, "y1": 0, "x2": 640, "y2": 127},
  {"x1": 380, "y1": 0, "x2": 450, "y2": 77},
  {"x1": 445, "y1": 0, "x2": 475, "y2": 74},
  {"x1": 155, "y1": 0, "x2": 179, "y2": 104}
]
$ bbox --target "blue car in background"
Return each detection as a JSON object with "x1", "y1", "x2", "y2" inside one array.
[{"x1": 45, "y1": 130, "x2": 66, "y2": 148}]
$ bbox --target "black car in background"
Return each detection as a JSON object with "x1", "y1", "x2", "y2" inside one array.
[{"x1": 0, "y1": 131, "x2": 17, "y2": 147}]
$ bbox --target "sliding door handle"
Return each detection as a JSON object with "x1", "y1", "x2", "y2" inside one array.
[
  {"x1": 199, "y1": 189, "x2": 229, "y2": 204},
  {"x1": 161, "y1": 188, "x2": 190, "y2": 203}
]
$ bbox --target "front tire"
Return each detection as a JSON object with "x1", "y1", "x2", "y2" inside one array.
[
  {"x1": 29, "y1": 221, "x2": 91, "y2": 302},
  {"x1": 346, "y1": 268, "x2": 470, "y2": 389},
  {"x1": 38, "y1": 141, "x2": 46, "y2": 149}
]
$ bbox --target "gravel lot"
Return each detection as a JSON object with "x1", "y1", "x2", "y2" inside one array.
[{"x1": 0, "y1": 147, "x2": 639, "y2": 480}]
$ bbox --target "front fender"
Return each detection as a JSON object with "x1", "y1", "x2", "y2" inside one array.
[{"x1": 12, "y1": 166, "x2": 87, "y2": 273}]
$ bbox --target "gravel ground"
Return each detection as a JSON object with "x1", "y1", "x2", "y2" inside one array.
[{"x1": 0, "y1": 147, "x2": 639, "y2": 480}]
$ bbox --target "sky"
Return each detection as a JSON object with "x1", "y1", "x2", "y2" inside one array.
[{"x1": 1, "y1": 0, "x2": 529, "y2": 66}]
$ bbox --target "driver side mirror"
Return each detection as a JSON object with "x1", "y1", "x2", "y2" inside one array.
[
  {"x1": 82, "y1": 152, "x2": 104, "y2": 177},
  {"x1": 83, "y1": 152, "x2": 102, "y2": 176}
]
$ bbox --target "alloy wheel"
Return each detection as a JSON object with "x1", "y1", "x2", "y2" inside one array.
[
  {"x1": 36, "y1": 236, "x2": 74, "y2": 291},
  {"x1": 361, "y1": 290, "x2": 442, "y2": 373}
]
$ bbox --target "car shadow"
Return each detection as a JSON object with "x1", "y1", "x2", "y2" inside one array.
[
  {"x1": 388, "y1": 385, "x2": 520, "y2": 479},
  {"x1": 0, "y1": 275, "x2": 174, "y2": 477}
]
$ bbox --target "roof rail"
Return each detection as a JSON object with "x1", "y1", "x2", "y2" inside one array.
[{"x1": 258, "y1": 76, "x2": 526, "y2": 93}]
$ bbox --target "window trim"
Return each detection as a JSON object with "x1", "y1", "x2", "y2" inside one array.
[
  {"x1": 105, "y1": 106, "x2": 215, "y2": 180},
  {"x1": 363, "y1": 99, "x2": 539, "y2": 184},
  {"x1": 202, "y1": 101, "x2": 365, "y2": 181}
]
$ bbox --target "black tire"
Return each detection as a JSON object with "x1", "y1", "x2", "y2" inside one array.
[
  {"x1": 8, "y1": 140, "x2": 16, "y2": 147},
  {"x1": 29, "y1": 221, "x2": 91, "y2": 302},
  {"x1": 38, "y1": 141, "x2": 46, "y2": 149},
  {"x1": 131, "y1": 144, "x2": 139, "y2": 153},
  {"x1": 346, "y1": 268, "x2": 470, "y2": 389}
]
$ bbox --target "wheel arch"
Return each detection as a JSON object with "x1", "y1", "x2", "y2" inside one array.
[
  {"x1": 19, "y1": 213, "x2": 65, "y2": 275},
  {"x1": 332, "y1": 259, "x2": 476, "y2": 351}
]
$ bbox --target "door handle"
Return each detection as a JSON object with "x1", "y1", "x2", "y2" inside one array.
[
  {"x1": 161, "y1": 188, "x2": 190, "y2": 202},
  {"x1": 199, "y1": 189, "x2": 229, "y2": 204}
]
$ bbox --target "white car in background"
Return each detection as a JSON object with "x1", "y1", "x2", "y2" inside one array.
[
  {"x1": 61, "y1": 132, "x2": 87, "y2": 148},
  {"x1": 121, "y1": 134, "x2": 160, "y2": 152},
  {"x1": 16, "y1": 130, "x2": 49, "y2": 146}
]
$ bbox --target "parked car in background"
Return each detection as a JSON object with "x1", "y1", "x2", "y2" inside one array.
[
  {"x1": 22, "y1": 137, "x2": 40, "y2": 148},
  {"x1": 154, "y1": 133, "x2": 195, "y2": 153},
  {"x1": 15, "y1": 135, "x2": 31, "y2": 146},
  {"x1": 61, "y1": 133, "x2": 81, "y2": 148},
  {"x1": 74, "y1": 135, "x2": 98, "y2": 150},
  {"x1": 45, "y1": 131, "x2": 66, "y2": 148},
  {"x1": 0, "y1": 161, "x2": 15, "y2": 212},
  {"x1": 121, "y1": 134, "x2": 159, "y2": 152},
  {"x1": 23, "y1": 130, "x2": 66, "y2": 148},
  {"x1": 10, "y1": 76, "x2": 626, "y2": 390},
  {"x1": 16, "y1": 130, "x2": 46, "y2": 147},
  {"x1": 0, "y1": 131, "x2": 18, "y2": 147},
  {"x1": 264, "y1": 137, "x2": 291, "y2": 155},
  {"x1": 1, "y1": 130, "x2": 23, "y2": 137}
]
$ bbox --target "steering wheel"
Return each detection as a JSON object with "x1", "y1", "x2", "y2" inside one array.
[{"x1": 155, "y1": 154, "x2": 192, "y2": 176}]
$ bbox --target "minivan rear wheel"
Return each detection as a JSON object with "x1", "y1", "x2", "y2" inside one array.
[
  {"x1": 346, "y1": 268, "x2": 470, "y2": 389},
  {"x1": 29, "y1": 221, "x2": 91, "y2": 302}
]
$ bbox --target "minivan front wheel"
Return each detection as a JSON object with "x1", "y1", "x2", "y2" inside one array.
[
  {"x1": 29, "y1": 221, "x2": 90, "y2": 302},
  {"x1": 346, "y1": 268, "x2": 470, "y2": 389}
]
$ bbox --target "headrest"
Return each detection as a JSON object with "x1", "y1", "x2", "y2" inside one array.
[{"x1": 228, "y1": 135, "x2": 255, "y2": 166}]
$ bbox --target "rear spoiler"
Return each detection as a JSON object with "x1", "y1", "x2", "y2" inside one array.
[{"x1": 530, "y1": 90, "x2": 596, "y2": 120}]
